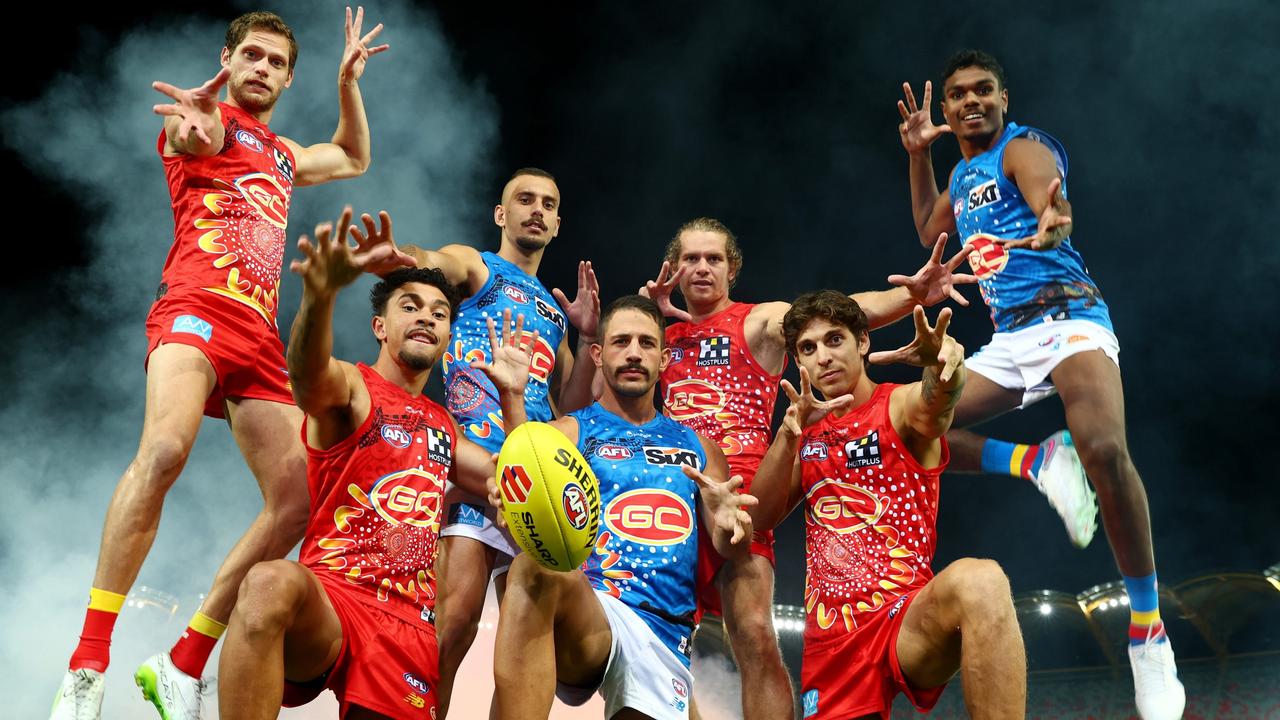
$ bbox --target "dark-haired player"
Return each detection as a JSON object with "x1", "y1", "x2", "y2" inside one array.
[
  {"x1": 351, "y1": 167, "x2": 599, "y2": 716},
  {"x1": 52, "y1": 9, "x2": 390, "y2": 720},
  {"x1": 490, "y1": 295, "x2": 755, "y2": 720},
  {"x1": 217, "y1": 208, "x2": 528, "y2": 719},
  {"x1": 896, "y1": 49, "x2": 1183, "y2": 718},
  {"x1": 752, "y1": 290, "x2": 1026, "y2": 719},
  {"x1": 641, "y1": 217, "x2": 977, "y2": 718}
]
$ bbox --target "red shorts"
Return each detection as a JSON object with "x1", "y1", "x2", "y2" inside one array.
[
  {"x1": 283, "y1": 576, "x2": 440, "y2": 719},
  {"x1": 799, "y1": 590, "x2": 946, "y2": 719},
  {"x1": 144, "y1": 291, "x2": 292, "y2": 419}
]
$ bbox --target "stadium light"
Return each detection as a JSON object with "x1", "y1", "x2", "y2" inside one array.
[{"x1": 1039, "y1": 603, "x2": 1052, "y2": 616}]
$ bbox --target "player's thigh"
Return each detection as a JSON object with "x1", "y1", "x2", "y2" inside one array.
[
  {"x1": 437, "y1": 535, "x2": 499, "y2": 625},
  {"x1": 506, "y1": 555, "x2": 612, "y2": 686},
  {"x1": 1050, "y1": 349, "x2": 1128, "y2": 446},
  {"x1": 951, "y1": 368, "x2": 1024, "y2": 428},
  {"x1": 225, "y1": 397, "x2": 306, "y2": 499},
  {"x1": 139, "y1": 342, "x2": 217, "y2": 452},
  {"x1": 239, "y1": 560, "x2": 344, "y2": 681},
  {"x1": 894, "y1": 576, "x2": 965, "y2": 689}
]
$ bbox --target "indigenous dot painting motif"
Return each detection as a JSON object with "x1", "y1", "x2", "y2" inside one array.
[
  {"x1": 798, "y1": 384, "x2": 948, "y2": 641},
  {"x1": 300, "y1": 364, "x2": 454, "y2": 623}
]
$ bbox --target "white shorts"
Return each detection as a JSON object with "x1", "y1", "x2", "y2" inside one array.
[
  {"x1": 966, "y1": 319, "x2": 1120, "y2": 408},
  {"x1": 439, "y1": 483, "x2": 517, "y2": 574},
  {"x1": 556, "y1": 591, "x2": 694, "y2": 720}
]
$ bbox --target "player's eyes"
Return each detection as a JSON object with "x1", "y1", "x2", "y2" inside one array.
[
  {"x1": 433, "y1": 311, "x2": 447, "y2": 320},
  {"x1": 543, "y1": 202, "x2": 554, "y2": 210}
]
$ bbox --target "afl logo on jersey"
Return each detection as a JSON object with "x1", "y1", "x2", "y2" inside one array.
[
  {"x1": 605, "y1": 489, "x2": 694, "y2": 545},
  {"x1": 801, "y1": 440, "x2": 829, "y2": 462},
  {"x1": 503, "y1": 284, "x2": 530, "y2": 304},
  {"x1": 669, "y1": 346, "x2": 686, "y2": 363},
  {"x1": 369, "y1": 469, "x2": 444, "y2": 528},
  {"x1": 562, "y1": 482, "x2": 590, "y2": 531},
  {"x1": 663, "y1": 378, "x2": 727, "y2": 421},
  {"x1": 235, "y1": 129, "x2": 263, "y2": 153},
  {"x1": 952, "y1": 198, "x2": 964, "y2": 218},
  {"x1": 381, "y1": 424, "x2": 413, "y2": 449},
  {"x1": 595, "y1": 444, "x2": 633, "y2": 461},
  {"x1": 965, "y1": 233, "x2": 1011, "y2": 280},
  {"x1": 806, "y1": 479, "x2": 886, "y2": 534}
]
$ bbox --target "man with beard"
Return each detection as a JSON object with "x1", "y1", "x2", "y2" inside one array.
[
  {"x1": 489, "y1": 295, "x2": 756, "y2": 720},
  {"x1": 217, "y1": 207, "x2": 529, "y2": 719},
  {"x1": 51, "y1": 10, "x2": 390, "y2": 720},
  {"x1": 896, "y1": 49, "x2": 1182, "y2": 718},
  {"x1": 349, "y1": 167, "x2": 599, "y2": 716}
]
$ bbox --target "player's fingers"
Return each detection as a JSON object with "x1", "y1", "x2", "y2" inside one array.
[
  {"x1": 152, "y1": 103, "x2": 184, "y2": 117},
  {"x1": 996, "y1": 236, "x2": 1034, "y2": 249},
  {"x1": 485, "y1": 316, "x2": 500, "y2": 353},
  {"x1": 205, "y1": 67, "x2": 232, "y2": 92},
  {"x1": 681, "y1": 464, "x2": 711, "y2": 489},
  {"x1": 886, "y1": 273, "x2": 911, "y2": 287},
  {"x1": 922, "y1": 79, "x2": 933, "y2": 108},
  {"x1": 929, "y1": 232, "x2": 947, "y2": 264},
  {"x1": 897, "y1": 99, "x2": 910, "y2": 122},
  {"x1": 780, "y1": 379, "x2": 800, "y2": 404},
  {"x1": 912, "y1": 305, "x2": 930, "y2": 335},
  {"x1": 943, "y1": 243, "x2": 974, "y2": 271},
  {"x1": 933, "y1": 307, "x2": 953, "y2": 337},
  {"x1": 866, "y1": 350, "x2": 899, "y2": 365},
  {"x1": 948, "y1": 287, "x2": 970, "y2": 307},
  {"x1": 151, "y1": 80, "x2": 185, "y2": 100},
  {"x1": 194, "y1": 125, "x2": 212, "y2": 145},
  {"x1": 737, "y1": 492, "x2": 759, "y2": 508},
  {"x1": 512, "y1": 313, "x2": 527, "y2": 347},
  {"x1": 937, "y1": 124, "x2": 953, "y2": 135},
  {"x1": 903, "y1": 82, "x2": 919, "y2": 113},
  {"x1": 1047, "y1": 177, "x2": 1062, "y2": 201},
  {"x1": 288, "y1": 258, "x2": 307, "y2": 275},
  {"x1": 552, "y1": 287, "x2": 571, "y2": 312},
  {"x1": 798, "y1": 365, "x2": 812, "y2": 396},
  {"x1": 335, "y1": 206, "x2": 354, "y2": 243},
  {"x1": 361, "y1": 24, "x2": 385, "y2": 45}
]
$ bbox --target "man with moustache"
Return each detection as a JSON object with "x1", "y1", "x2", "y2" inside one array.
[
  {"x1": 349, "y1": 167, "x2": 599, "y2": 715},
  {"x1": 52, "y1": 9, "x2": 390, "y2": 720}
]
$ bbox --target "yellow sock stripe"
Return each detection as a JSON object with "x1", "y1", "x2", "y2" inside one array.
[
  {"x1": 88, "y1": 588, "x2": 126, "y2": 614},
  {"x1": 1130, "y1": 608, "x2": 1161, "y2": 626},
  {"x1": 1008, "y1": 444, "x2": 1030, "y2": 477},
  {"x1": 189, "y1": 611, "x2": 228, "y2": 639}
]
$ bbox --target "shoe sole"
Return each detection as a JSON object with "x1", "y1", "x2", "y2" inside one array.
[{"x1": 133, "y1": 665, "x2": 174, "y2": 720}]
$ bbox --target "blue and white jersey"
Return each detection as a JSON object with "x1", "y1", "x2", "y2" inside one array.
[
  {"x1": 572, "y1": 403, "x2": 706, "y2": 667},
  {"x1": 442, "y1": 252, "x2": 567, "y2": 453},
  {"x1": 949, "y1": 121, "x2": 1112, "y2": 333}
]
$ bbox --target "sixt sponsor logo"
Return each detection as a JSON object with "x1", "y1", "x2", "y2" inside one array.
[
  {"x1": 171, "y1": 315, "x2": 213, "y2": 342},
  {"x1": 535, "y1": 296, "x2": 566, "y2": 332},
  {"x1": 643, "y1": 446, "x2": 700, "y2": 468},
  {"x1": 500, "y1": 465, "x2": 533, "y2": 504},
  {"x1": 503, "y1": 284, "x2": 530, "y2": 304},
  {"x1": 605, "y1": 489, "x2": 693, "y2": 545},
  {"x1": 554, "y1": 448, "x2": 600, "y2": 546},
  {"x1": 966, "y1": 179, "x2": 1000, "y2": 211},
  {"x1": 595, "y1": 444, "x2": 633, "y2": 461},
  {"x1": 403, "y1": 672, "x2": 430, "y2": 694},
  {"x1": 381, "y1": 424, "x2": 412, "y2": 449},
  {"x1": 369, "y1": 469, "x2": 444, "y2": 528},
  {"x1": 800, "y1": 441, "x2": 828, "y2": 461},
  {"x1": 562, "y1": 482, "x2": 590, "y2": 531},
  {"x1": 806, "y1": 479, "x2": 886, "y2": 534}
]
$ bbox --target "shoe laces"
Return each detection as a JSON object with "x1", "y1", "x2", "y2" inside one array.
[
  {"x1": 68, "y1": 670, "x2": 101, "y2": 706},
  {"x1": 1133, "y1": 634, "x2": 1175, "y2": 694}
]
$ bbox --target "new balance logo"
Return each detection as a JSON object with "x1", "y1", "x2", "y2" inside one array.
[{"x1": 844, "y1": 431, "x2": 881, "y2": 468}]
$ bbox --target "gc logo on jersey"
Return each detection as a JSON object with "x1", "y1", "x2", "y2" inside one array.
[
  {"x1": 844, "y1": 431, "x2": 881, "y2": 468},
  {"x1": 643, "y1": 446, "x2": 700, "y2": 468},
  {"x1": 535, "y1": 296, "x2": 566, "y2": 332},
  {"x1": 369, "y1": 469, "x2": 444, "y2": 528},
  {"x1": 807, "y1": 479, "x2": 886, "y2": 534},
  {"x1": 381, "y1": 424, "x2": 413, "y2": 449},
  {"x1": 604, "y1": 489, "x2": 694, "y2": 545},
  {"x1": 965, "y1": 233, "x2": 1011, "y2": 280},
  {"x1": 426, "y1": 427, "x2": 453, "y2": 466},
  {"x1": 696, "y1": 336, "x2": 731, "y2": 367},
  {"x1": 966, "y1": 179, "x2": 1000, "y2": 212}
]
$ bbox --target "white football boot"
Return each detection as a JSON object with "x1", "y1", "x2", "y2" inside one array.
[
  {"x1": 1129, "y1": 626, "x2": 1186, "y2": 719},
  {"x1": 134, "y1": 652, "x2": 210, "y2": 720},
  {"x1": 1030, "y1": 430, "x2": 1099, "y2": 548},
  {"x1": 49, "y1": 668, "x2": 105, "y2": 720}
]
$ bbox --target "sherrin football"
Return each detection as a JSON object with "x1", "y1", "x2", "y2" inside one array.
[{"x1": 496, "y1": 422, "x2": 601, "y2": 571}]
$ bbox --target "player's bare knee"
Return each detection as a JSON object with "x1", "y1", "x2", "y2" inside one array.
[
  {"x1": 948, "y1": 558, "x2": 1011, "y2": 613},
  {"x1": 505, "y1": 554, "x2": 563, "y2": 610},
  {"x1": 131, "y1": 433, "x2": 193, "y2": 488},
  {"x1": 726, "y1": 608, "x2": 781, "y2": 659},
  {"x1": 235, "y1": 561, "x2": 307, "y2": 635},
  {"x1": 1074, "y1": 434, "x2": 1133, "y2": 489}
]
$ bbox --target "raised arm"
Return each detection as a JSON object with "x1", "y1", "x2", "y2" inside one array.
[
  {"x1": 152, "y1": 68, "x2": 231, "y2": 157},
  {"x1": 550, "y1": 261, "x2": 601, "y2": 413},
  {"x1": 999, "y1": 137, "x2": 1073, "y2": 251},
  {"x1": 686, "y1": 439, "x2": 757, "y2": 561},
  {"x1": 869, "y1": 306, "x2": 966, "y2": 445},
  {"x1": 348, "y1": 210, "x2": 486, "y2": 290},
  {"x1": 751, "y1": 366, "x2": 855, "y2": 531},
  {"x1": 850, "y1": 232, "x2": 977, "y2": 329},
  {"x1": 470, "y1": 310, "x2": 536, "y2": 431},
  {"x1": 897, "y1": 81, "x2": 958, "y2": 247},
  {"x1": 284, "y1": 7, "x2": 389, "y2": 186}
]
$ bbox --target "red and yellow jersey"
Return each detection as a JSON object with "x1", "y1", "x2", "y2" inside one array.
[
  {"x1": 156, "y1": 102, "x2": 295, "y2": 327},
  {"x1": 300, "y1": 364, "x2": 454, "y2": 625},
  {"x1": 661, "y1": 303, "x2": 783, "y2": 484},
  {"x1": 798, "y1": 383, "x2": 947, "y2": 645}
]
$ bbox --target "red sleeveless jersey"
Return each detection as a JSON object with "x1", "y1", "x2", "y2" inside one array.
[
  {"x1": 156, "y1": 102, "x2": 295, "y2": 327},
  {"x1": 661, "y1": 303, "x2": 783, "y2": 483},
  {"x1": 299, "y1": 364, "x2": 454, "y2": 624},
  {"x1": 798, "y1": 383, "x2": 947, "y2": 645}
]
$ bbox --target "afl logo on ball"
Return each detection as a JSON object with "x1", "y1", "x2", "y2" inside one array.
[
  {"x1": 235, "y1": 129, "x2": 263, "y2": 153},
  {"x1": 562, "y1": 482, "x2": 590, "y2": 531},
  {"x1": 381, "y1": 424, "x2": 412, "y2": 449}
]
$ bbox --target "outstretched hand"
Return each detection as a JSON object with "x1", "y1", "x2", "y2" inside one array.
[
  {"x1": 552, "y1": 261, "x2": 601, "y2": 340},
  {"x1": 888, "y1": 232, "x2": 977, "y2": 307},
  {"x1": 347, "y1": 211, "x2": 417, "y2": 276},
  {"x1": 684, "y1": 467, "x2": 758, "y2": 548},
  {"x1": 639, "y1": 261, "x2": 691, "y2": 322},
  {"x1": 897, "y1": 81, "x2": 952, "y2": 155},
  {"x1": 291, "y1": 206, "x2": 398, "y2": 295},
  {"x1": 779, "y1": 366, "x2": 856, "y2": 436},
  {"x1": 152, "y1": 68, "x2": 230, "y2": 146},
  {"x1": 472, "y1": 309, "x2": 536, "y2": 397},
  {"x1": 998, "y1": 178, "x2": 1072, "y2": 251},
  {"x1": 487, "y1": 452, "x2": 507, "y2": 528},
  {"x1": 867, "y1": 306, "x2": 964, "y2": 383},
  {"x1": 339, "y1": 6, "x2": 390, "y2": 85}
]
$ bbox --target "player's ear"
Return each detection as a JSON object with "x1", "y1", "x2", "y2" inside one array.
[
  {"x1": 220, "y1": 47, "x2": 232, "y2": 68},
  {"x1": 284, "y1": 69, "x2": 294, "y2": 88},
  {"x1": 590, "y1": 341, "x2": 603, "y2": 368},
  {"x1": 659, "y1": 346, "x2": 672, "y2": 373},
  {"x1": 1001, "y1": 88, "x2": 1008, "y2": 112},
  {"x1": 551, "y1": 214, "x2": 562, "y2": 239},
  {"x1": 372, "y1": 315, "x2": 387, "y2": 343},
  {"x1": 493, "y1": 204, "x2": 505, "y2": 229}
]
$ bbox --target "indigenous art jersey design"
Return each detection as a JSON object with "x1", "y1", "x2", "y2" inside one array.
[
  {"x1": 574, "y1": 403, "x2": 706, "y2": 666},
  {"x1": 949, "y1": 121, "x2": 1112, "y2": 333},
  {"x1": 442, "y1": 252, "x2": 566, "y2": 452},
  {"x1": 300, "y1": 364, "x2": 454, "y2": 625},
  {"x1": 662, "y1": 303, "x2": 783, "y2": 484},
  {"x1": 157, "y1": 102, "x2": 296, "y2": 326},
  {"x1": 799, "y1": 383, "x2": 947, "y2": 645}
]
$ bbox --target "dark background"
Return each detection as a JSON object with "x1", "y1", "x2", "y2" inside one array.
[{"x1": 4, "y1": 0, "x2": 1277, "y2": 612}]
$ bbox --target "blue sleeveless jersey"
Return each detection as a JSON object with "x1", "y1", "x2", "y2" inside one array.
[
  {"x1": 572, "y1": 403, "x2": 706, "y2": 666},
  {"x1": 442, "y1": 252, "x2": 567, "y2": 452},
  {"x1": 949, "y1": 122, "x2": 1112, "y2": 333}
]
